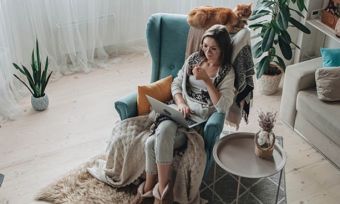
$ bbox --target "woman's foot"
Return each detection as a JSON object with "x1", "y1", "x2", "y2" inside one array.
[
  {"x1": 131, "y1": 181, "x2": 154, "y2": 204},
  {"x1": 153, "y1": 170, "x2": 176, "y2": 204}
]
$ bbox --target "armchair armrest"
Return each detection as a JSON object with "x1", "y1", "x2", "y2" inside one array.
[
  {"x1": 114, "y1": 93, "x2": 138, "y2": 120},
  {"x1": 280, "y1": 57, "x2": 322, "y2": 128},
  {"x1": 204, "y1": 112, "x2": 225, "y2": 138},
  {"x1": 203, "y1": 111, "x2": 225, "y2": 176}
]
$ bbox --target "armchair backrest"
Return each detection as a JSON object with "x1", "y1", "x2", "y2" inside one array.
[
  {"x1": 146, "y1": 13, "x2": 252, "y2": 85},
  {"x1": 146, "y1": 13, "x2": 189, "y2": 82}
]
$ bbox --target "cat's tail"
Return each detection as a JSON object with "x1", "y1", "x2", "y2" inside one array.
[{"x1": 187, "y1": 9, "x2": 207, "y2": 28}]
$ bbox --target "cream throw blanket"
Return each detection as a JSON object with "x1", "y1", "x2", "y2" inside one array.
[{"x1": 88, "y1": 115, "x2": 207, "y2": 204}]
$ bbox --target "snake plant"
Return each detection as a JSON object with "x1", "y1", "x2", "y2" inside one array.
[
  {"x1": 13, "y1": 39, "x2": 52, "y2": 98},
  {"x1": 249, "y1": 0, "x2": 311, "y2": 79}
]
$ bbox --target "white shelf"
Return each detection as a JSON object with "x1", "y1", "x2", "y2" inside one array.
[{"x1": 306, "y1": 19, "x2": 340, "y2": 44}]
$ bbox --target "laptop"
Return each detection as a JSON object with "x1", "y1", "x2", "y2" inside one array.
[{"x1": 146, "y1": 95, "x2": 206, "y2": 128}]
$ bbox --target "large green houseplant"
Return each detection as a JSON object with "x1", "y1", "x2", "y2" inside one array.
[
  {"x1": 249, "y1": 0, "x2": 311, "y2": 94},
  {"x1": 13, "y1": 40, "x2": 52, "y2": 111}
]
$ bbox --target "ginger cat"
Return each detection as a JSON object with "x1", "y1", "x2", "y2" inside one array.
[{"x1": 187, "y1": 3, "x2": 252, "y2": 32}]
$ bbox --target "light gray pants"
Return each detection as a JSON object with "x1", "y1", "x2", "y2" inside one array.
[{"x1": 145, "y1": 120, "x2": 187, "y2": 174}]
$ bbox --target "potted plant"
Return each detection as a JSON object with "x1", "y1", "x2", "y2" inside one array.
[
  {"x1": 255, "y1": 111, "x2": 277, "y2": 158},
  {"x1": 249, "y1": 0, "x2": 311, "y2": 95},
  {"x1": 12, "y1": 39, "x2": 52, "y2": 111}
]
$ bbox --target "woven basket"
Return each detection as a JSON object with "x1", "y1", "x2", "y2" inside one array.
[
  {"x1": 257, "y1": 72, "x2": 282, "y2": 95},
  {"x1": 254, "y1": 131, "x2": 276, "y2": 159},
  {"x1": 321, "y1": 10, "x2": 339, "y2": 29}
]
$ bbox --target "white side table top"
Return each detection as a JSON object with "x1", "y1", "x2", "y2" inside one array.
[{"x1": 213, "y1": 132, "x2": 286, "y2": 178}]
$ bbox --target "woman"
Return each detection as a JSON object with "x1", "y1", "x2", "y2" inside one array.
[{"x1": 133, "y1": 24, "x2": 235, "y2": 204}]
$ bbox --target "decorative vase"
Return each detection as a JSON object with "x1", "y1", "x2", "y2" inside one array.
[
  {"x1": 31, "y1": 94, "x2": 49, "y2": 111},
  {"x1": 254, "y1": 130, "x2": 276, "y2": 159},
  {"x1": 258, "y1": 72, "x2": 282, "y2": 95}
]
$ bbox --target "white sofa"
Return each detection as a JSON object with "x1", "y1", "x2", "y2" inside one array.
[{"x1": 280, "y1": 57, "x2": 340, "y2": 168}]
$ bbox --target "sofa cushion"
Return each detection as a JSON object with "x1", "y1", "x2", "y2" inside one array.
[
  {"x1": 296, "y1": 89, "x2": 340, "y2": 147},
  {"x1": 315, "y1": 67, "x2": 340, "y2": 101},
  {"x1": 320, "y1": 48, "x2": 340, "y2": 67}
]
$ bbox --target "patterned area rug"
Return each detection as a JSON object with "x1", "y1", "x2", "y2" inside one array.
[
  {"x1": 200, "y1": 136, "x2": 286, "y2": 204},
  {"x1": 36, "y1": 139, "x2": 286, "y2": 204},
  {"x1": 201, "y1": 162, "x2": 286, "y2": 204}
]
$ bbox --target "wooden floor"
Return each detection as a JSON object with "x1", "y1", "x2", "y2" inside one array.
[{"x1": 0, "y1": 53, "x2": 339, "y2": 204}]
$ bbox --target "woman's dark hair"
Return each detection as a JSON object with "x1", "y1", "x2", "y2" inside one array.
[{"x1": 199, "y1": 24, "x2": 233, "y2": 66}]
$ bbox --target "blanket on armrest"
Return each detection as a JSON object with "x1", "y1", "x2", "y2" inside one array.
[{"x1": 88, "y1": 114, "x2": 207, "y2": 204}]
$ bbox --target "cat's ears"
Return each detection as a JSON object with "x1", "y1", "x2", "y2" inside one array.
[
  {"x1": 236, "y1": 2, "x2": 253, "y2": 8},
  {"x1": 245, "y1": 2, "x2": 252, "y2": 8}
]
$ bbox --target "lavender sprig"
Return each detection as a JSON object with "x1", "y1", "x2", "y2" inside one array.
[{"x1": 258, "y1": 111, "x2": 277, "y2": 132}]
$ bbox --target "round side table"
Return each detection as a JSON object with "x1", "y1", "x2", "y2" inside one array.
[{"x1": 213, "y1": 132, "x2": 286, "y2": 204}]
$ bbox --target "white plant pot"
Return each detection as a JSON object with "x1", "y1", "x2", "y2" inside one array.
[
  {"x1": 31, "y1": 94, "x2": 49, "y2": 111},
  {"x1": 258, "y1": 73, "x2": 282, "y2": 95}
]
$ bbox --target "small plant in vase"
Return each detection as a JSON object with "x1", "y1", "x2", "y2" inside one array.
[
  {"x1": 12, "y1": 39, "x2": 52, "y2": 111},
  {"x1": 255, "y1": 111, "x2": 277, "y2": 158}
]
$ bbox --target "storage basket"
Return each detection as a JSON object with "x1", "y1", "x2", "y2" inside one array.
[{"x1": 321, "y1": 10, "x2": 339, "y2": 29}]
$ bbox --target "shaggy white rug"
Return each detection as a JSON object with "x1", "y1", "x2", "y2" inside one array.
[{"x1": 35, "y1": 155, "x2": 139, "y2": 204}]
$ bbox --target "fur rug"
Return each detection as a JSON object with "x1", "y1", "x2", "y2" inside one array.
[{"x1": 35, "y1": 155, "x2": 139, "y2": 204}]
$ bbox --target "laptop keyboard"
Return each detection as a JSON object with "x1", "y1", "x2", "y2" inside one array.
[{"x1": 186, "y1": 118, "x2": 197, "y2": 126}]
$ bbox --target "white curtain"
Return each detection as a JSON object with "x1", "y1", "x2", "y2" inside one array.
[{"x1": 0, "y1": 0, "x2": 255, "y2": 122}]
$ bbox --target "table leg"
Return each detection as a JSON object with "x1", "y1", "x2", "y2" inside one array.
[
  {"x1": 212, "y1": 162, "x2": 216, "y2": 202},
  {"x1": 236, "y1": 176, "x2": 241, "y2": 204},
  {"x1": 0, "y1": 173, "x2": 4, "y2": 187},
  {"x1": 275, "y1": 169, "x2": 284, "y2": 204}
]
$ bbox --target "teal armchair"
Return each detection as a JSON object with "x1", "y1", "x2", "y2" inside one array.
[{"x1": 114, "y1": 13, "x2": 225, "y2": 176}]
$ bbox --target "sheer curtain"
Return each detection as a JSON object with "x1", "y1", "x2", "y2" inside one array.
[{"x1": 0, "y1": 0, "x2": 254, "y2": 122}]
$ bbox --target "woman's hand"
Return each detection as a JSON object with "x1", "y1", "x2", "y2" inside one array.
[
  {"x1": 192, "y1": 65, "x2": 221, "y2": 106},
  {"x1": 177, "y1": 103, "x2": 191, "y2": 118},
  {"x1": 173, "y1": 93, "x2": 191, "y2": 118},
  {"x1": 193, "y1": 66, "x2": 210, "y2": 83}
]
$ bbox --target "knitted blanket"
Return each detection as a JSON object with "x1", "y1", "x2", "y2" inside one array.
[{"x1": 88, "y1": 115, "x2": 207, "y2": 204}]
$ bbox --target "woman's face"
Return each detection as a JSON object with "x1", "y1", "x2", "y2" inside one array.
[{"x1": 202, "y1": 37, "x2": 221, "y2": 63}]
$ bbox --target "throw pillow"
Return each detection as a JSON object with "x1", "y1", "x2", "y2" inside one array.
[
  {"x1": 315, "y1": 67, "x2": 340, "y2": 101},
  {"x1": 137, "y1": 75, "x2": 173, "y2": 115},
  {"x1": 320, "y1": 48, "x2": 340, "y2": 67}
]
